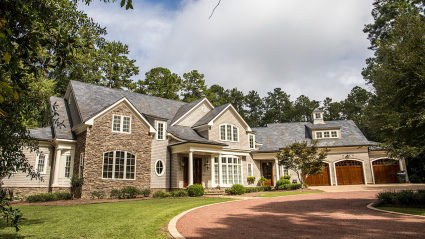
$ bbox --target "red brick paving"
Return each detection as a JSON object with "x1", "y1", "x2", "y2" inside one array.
[{"x1": 177, "y1": 191, "x2": 425, "y2": 238}]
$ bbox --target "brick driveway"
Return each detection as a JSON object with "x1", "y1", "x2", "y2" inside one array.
[{"x1": 176, "y1": 191, "x2": 425, "y2": 238}]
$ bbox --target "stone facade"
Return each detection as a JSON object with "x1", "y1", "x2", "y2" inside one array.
[{"x1": 81, "y1": 102, "x2": 152, "y2": 198}]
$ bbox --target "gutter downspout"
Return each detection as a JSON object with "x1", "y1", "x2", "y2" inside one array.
[{"x1": 168, "y1": 146, "x2": 172, "y2": 191}]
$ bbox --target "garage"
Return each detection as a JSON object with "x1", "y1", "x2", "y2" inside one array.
[
  {"x1": 373, "y1": 159, "x2": 400, "y2": 184},
  {"x1": 303, "y1": 163, "x2": 331, "y2": 186},
  {"x1": 335, "y1": 160, "x2": 364, "y2": 185}
]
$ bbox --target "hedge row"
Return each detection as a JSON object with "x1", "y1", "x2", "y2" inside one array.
[
  {"x1": 26, "y1": 192, "x2": 72, "y2": 202},
  {"x1": 374, "y1": 190, "x2": 425, "y2": 207}
]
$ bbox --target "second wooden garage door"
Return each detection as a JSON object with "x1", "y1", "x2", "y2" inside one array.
[
  {"x1": 304, "y1": 163, "x2": 331, "y2": 186},
  {"x1": 373, "y1": 159, "x2": 399, "y2": 184},
  {"x1": 336, "y1": 160, "x2": 364, "y2": 185}
]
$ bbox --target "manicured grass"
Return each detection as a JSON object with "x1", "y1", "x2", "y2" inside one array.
[
  {"x1": 0, "y1": 197, "x2": 232, "y2": 239},
  {"x1": 378, "y1": 207, "x2": 425, "y2": 216},
  {"x1": 260, "y1": 190, "x2": 323, "y2": 198}
]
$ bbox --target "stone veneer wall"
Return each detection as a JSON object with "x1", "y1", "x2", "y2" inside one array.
[
  {"x1": 73, "y1": 131, "x2": 87, "y2": 177},
  {"x1": 81, "y1": 102, "x2": 152, "y2": 198}
]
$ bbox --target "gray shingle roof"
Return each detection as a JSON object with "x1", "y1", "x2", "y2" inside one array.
[
  {"x1": 170, "y1": 98, "x2": 204, "y2": 125},
  {"x1": 70, "y1": 80, "x2": 186, "y2": 122},
  {"x1": 29, "y1": 127, "x2": 53, "y2": 141},
  {"x1": 192, "y1": 103, "x2": 230, "y2": 128},
  {"x1": 168, "y1": 125, "x2": 227, "y2": 146},
  {"x1": 50, "y1": 96, "x2": 75, "y2": 140},
  {"x1": 253, "y1": 120, "x2": 373, "y2": 152}
]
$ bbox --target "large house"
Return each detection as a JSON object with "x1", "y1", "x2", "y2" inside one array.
[{"x1": 1, "y1": 81, "x2": 407, "y2": 198}]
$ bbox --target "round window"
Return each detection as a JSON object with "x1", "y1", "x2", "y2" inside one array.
[{"x1": 155, "y1": 160, "x2": 164, "y2": 176}]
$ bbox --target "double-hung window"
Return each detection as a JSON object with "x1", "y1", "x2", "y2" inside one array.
[
  {"x1": 112, "y1": 115, "x2": 131, "y2": 133},
  {"x1": 249, "y1": 134, "x2": 255, "y2": 149},
  {"x1": 36, "y1": 153, "x2": 47, "y2": 174},
  {"x1": 323, "y1": 131, "x2": 330, "y2": 138},
  {"x1": 156, "y1": 121, "x2": 166, "y2": 140},
  {"x1": 64, "y1": 154, "x2": 71, "y2": 178},
  {"x1": 79, "y1": 153, "x2": 84, "y2": 177},
  {"x1": 247, "y1": 163, "x2": 253, "y2": 177},
  {"x1": 218, "y1": 156, "x2": 242, "y2": 185},
  {"x1": 219, "y1": 124, "x2": 239, "y2": 142},
  {"x1": 102, "y1": 151, "x2": 136, "y2": 179},
  {"x1": 331, "y1": 131, "x2": 338, "y2": 138},
  {"x1": 316, "y1": 132, "x2": 323, "y2": 139}
]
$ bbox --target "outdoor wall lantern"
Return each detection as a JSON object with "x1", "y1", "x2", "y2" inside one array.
[
  {"x1": 204, "y1": 159, "x2": 210, "y2": 170},
  {"x1": 180, "y1": 159, "x2": 185, "y2": 170}
]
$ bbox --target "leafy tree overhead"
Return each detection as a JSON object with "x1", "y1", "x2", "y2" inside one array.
[
  {"x1": 244, "y1": 90, "x2": 264, "y2": 127},
  {"x1": 262, "y1": 88, "x2": 293, "y2": 124},
  {"x1": 181, "y1": 70, "x2": 209, "y2": 103},
  {"x1": 363, "y1": 0, "x2": 425, "y2": 180},
  {"x1": 228, "y1": 88, "x2": 246, "y2": 118},
  {"x1": 207, "y1": 84, "x2": 230, "y2": 106},
  {"x1": 292, "y1": 95, "x2": 319, "y2": 122},
  {"x1": 277, "y1": 141, "x2": 328, "y2": 186},
  {"x1": 136, "y1": 67, "x2": 182, "y2": 100},
  {"x1": 321, "y1": 97, "x2": 344, "y2": 121}
]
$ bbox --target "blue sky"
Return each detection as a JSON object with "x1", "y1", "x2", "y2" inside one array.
[{"x1": 79, "y1": 0, "x2": 374, "y2": 101}]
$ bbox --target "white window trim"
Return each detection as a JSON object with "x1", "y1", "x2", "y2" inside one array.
[
  {"x1": 248, "y1": 134, "x2": 255, "y2": 149},
  {"x1": 35, "y1": 153, "x2": 48, "y2": 175},
  {"x1": 217, "y1": 155, "x2": 243, "y2": 187},
  {"x1": 218, "y1": 123, "x2": 240, "y2": 142},
  {"x1": 79, "y1": 152, "x2": 84, "y2": 177},
  {"x1": 111, "y1": 114, "x2": 132, "y2": 134},
  {"x1": 64, "y1": 154, "x2": 72, "y2": 178},
  {"x1": 155, "y1": 159, "x2": 165, "y2": 176},
  {"x1": 156, "y1": 121, "x2": 167, "y2": 140},
  {"x1": 247, "y1": 163, "x2": 253, "y2": 177},
  {"x1": 314, "y1": 130, "x2": 339, "y2": 139},
  {"x1": 101, "y1": 151, "x2": 137, "y2": 180}
]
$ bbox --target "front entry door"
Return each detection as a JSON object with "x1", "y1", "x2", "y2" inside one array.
[
  {"x1": 183, "y1": 157, "x2": 202, "y2": 187},
  {"x1": 261, "y1": 162, "x2": 273, "y2": 186}
]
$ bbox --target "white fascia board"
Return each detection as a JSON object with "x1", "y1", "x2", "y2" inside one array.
[
  {"x1": 167, "y1": 133, "x2": 185, "y2": 142},
  {"x1": 208, "y1": 104, "x2": 252, "y2": 132},
  {"x1": 171, "y1": 98, "x2": 214, "y2": 126},
  {"x1": 84, "y1": 97, "x2": 156, "y2": 134}
]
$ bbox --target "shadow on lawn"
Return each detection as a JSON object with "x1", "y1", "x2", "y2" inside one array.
[
  {"x1": 1, "y1": 218, "x2": 44, "y2": 238},
  {"x1": 185, "y1": 198, "x2": 425, "y2": 239}
]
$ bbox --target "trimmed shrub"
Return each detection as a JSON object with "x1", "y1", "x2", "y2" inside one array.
[
  {"x1": 121, "y1": 186, "x2": 141, "y2": 199},
  {"x1": 90, "y1": 191, "x2": 105, "y2": 199},
  {"x1": 153, "y1": 191, "x2": 170, "y2": 198},
  {"x1": 70, "y1": 175, "x2": 84, "y2": 198},
  {"x1": 277, "y1": 183, "x2": 302, "y2": 191},
  {"x1": 187, "y1": 184, "x2": 204, "y2": 197},
  {"x1": 141, "y1": 189, "x2": 151, "y2": 197},
  {"x1": 275, "y1": 178, "x2": 291, "y2": 189},
  {"x1": 170, "y1": 190, "x2": 188, "y2": 197},
  {"x1": 283, "y1": 174, "x2": 291, "y2": 180},
  {"x1": 245, "y1": 186, "x2": 272, "y2": 193},
  {"x1": 258, "y1": 176, "x2": 267, "y2": 186},
  {"x1": 374, "y1": 190, "x2": 425, "y2": 207},
  {"x1": 226, "y1": 184, "x2": 246, "y2": 195},
  {"x1": 247, "y1": 176, "x2": 256, "y2": 185},
  {"x1": 110, "y1": 189, "x2": 123, "y2": 199},
  {"x1": 26, "y1": 192, "x2": 72, "y2": 202}
]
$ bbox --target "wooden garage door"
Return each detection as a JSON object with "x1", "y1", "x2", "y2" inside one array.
[
  {"x1": 336, "y1": 160, "x2": 364, "y2": 185},
  {"x1": 373, "y1": 159, "x2": 399, "y2": 184},
  {"x1": 303, "y1": 163, "x2": 331, "y2": 186}
]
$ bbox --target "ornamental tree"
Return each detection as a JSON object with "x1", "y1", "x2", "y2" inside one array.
[{"x1": 276, "y1": 141, "x2": 328, "y2": 186}]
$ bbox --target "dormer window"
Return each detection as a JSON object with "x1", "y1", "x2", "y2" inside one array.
[
  {"x1": 331, "y1": 131, "x2": 338, "y2": 137},
  {"x1": 323, "y1": 131, "x2": 330, "y2": 138},
  {"x1": 220, "y1": 124, "x2": 239, "y2": 142},
  {"x1": 315, "y1": 113, "x2": 321, "y2": 119},
  {"x1": 112, "y1": 115, "x2": 131, "y2": 133},
  {"x1": 156, "y1": 121, "x2": 166, "y2": 140},
  {"x1": 249, "y1": 134, "x2": 255, "y2": 149},
  {"x1": 316, "y1": 132, "x2": 323, "y2": 139}
]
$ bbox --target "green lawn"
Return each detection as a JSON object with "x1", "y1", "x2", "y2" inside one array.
[
  {"x1": 260, "y1": 190, "x2": 323, "y2": 198},
  {"x1": 378, "y1": 207, "x2": 425, "y2": 216},
  {"x1": 0, "y1": 197, "x2": 232, "y2": 239}
]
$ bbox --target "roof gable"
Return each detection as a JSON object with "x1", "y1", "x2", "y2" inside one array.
[
  {"x1": 170, "y1": 98, "x2": 214, "y2": 126},
  {"x1": 193, "y1": 103, "x2": 252, "y2": 131}
]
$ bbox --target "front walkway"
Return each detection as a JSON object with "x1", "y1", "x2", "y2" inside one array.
[
  {"x1": 176, "y1": 191, "x2": 425, "y2": 238},
  {"x1": 310, "y1": 183, "x2": 425, "y2": 192}
]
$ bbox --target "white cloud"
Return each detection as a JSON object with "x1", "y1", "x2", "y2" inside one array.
[{"x1": 79, "y1": 0, "x2": 374, "y2": 101}]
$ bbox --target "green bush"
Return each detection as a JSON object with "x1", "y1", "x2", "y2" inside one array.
[
  {"x1": 275, "y1": 178, "x2": 291, "y2": 189},
  {"x1": 70, "y1": 175, "x2": 84, "y2": 198},
  {"x1": 187, "y1": 184, "x2": 204, "y2": 197},
  {"x1": 153, "y1": 191, "x2": 170, "y2": 198},
  {"x1": 110, "y1": 189, "x2": 123, "y2": 199},
  {"x1": 245, "y1": 186, "x2": 272, "y2": 193},
  {"x1": 374, "y1": 190, "x2": 425, "y2": 207},
  {"x1": 170, "y1": 190, "x2": 188, "y2": 197},
  {"x1": 247, "y1": 176, "x2": 256, "y2": 184},
  {"x1": 283, "y1": 174, "x2": 291, "y2": 180},
  {"x1": 258, "y1": 176, "x2": 267, "y2": 186},
  {"x1": 277, "y1": 183, "x2": 302, "y2": 191},
  {"x1": 141, "y1": 189, "x2": 151, "y2": 197},
  {"x1": 226, "y1": 184, "x2": 246, "y2": 195},
  {"x1": 26, "y1": 192, "x2": 72, "y2": 202},
  {"x1": 90, "y1": 191, "x2": 105, "y2": 199},
  {"x1": 121, "y1": 186, "x2": 141, "y2": 199}
]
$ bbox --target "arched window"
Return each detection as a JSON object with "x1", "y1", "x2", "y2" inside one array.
[
  {"x1": 102, "y1": 151, "x2": 136, "y2": 179},
  {"x1": 155, "y1": 160, "x2": 164, "y2": 176}
]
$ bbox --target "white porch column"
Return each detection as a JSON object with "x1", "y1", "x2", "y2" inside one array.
[
  {"x1": 210, "y1": 155, "x2": 215, "y2": 186},
  {"x1": 188, "y1": 151, "x2": 194, "y2": 186},
  {"x1": 218, "y1": 154, "x2": 223, "y2": 186},
  {"x1": 53, "y1": 149, "x2": 62, "y2": 186},
  {"x1": 275, "y1": 158, "x2": 280, "y2": 183},
  {"x1": 333, "y1": 162, "x2": 338, "y2": 186}
]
